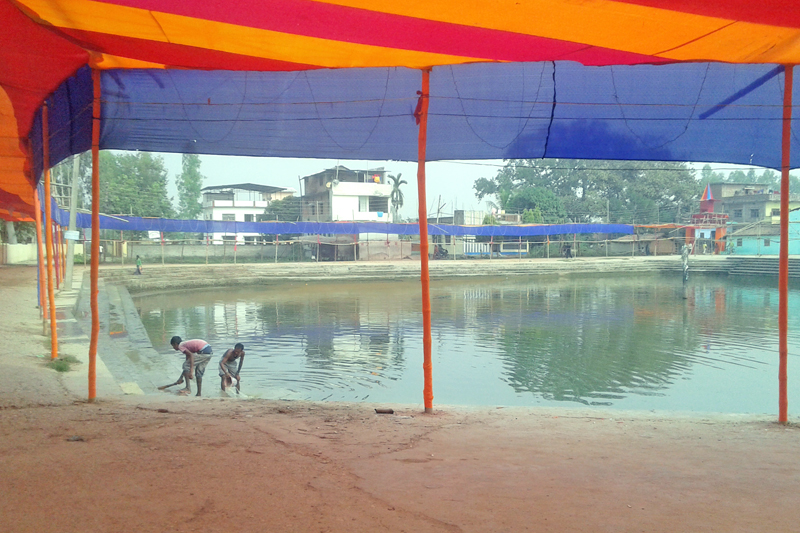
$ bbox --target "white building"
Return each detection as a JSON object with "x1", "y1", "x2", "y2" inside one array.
[
  {"x1": 202, "y1": 183, "x2": 295, "y2": 244},
  {"x1": 301, "y1": 166, "x2": 394, "y2": 222}
]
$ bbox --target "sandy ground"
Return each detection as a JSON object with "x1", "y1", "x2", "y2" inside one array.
[{"x1": 2, "y1": 264, "x2": 800, "y2": 533}]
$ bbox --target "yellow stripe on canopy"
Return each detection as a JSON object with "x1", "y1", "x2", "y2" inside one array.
[
  {"x1": 18, "y1": 0, "x2": 487, "y2": 68},
  {"x1": 0, "y1": 87, "x2": 33, "y2": 208},
  {"x1": 315, "y1": 0, "x2": 800, "y2": 63}
]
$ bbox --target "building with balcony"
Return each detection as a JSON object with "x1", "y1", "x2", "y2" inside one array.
[
  {"x1": 707, "y1": 182, "x2": 800, "y2": 223},
  {"x1": 301, "y1": 166, "x2": 393, "y2": 222},
  {"x1": 201, "y1": 183, "x2": 295, "y2": 244}
]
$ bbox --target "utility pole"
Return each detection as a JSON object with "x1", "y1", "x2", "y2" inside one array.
[
  {"x1": 606, "y1": 198, "x2": 610, "y2": 223},
  {"x1": 64, "y1": 155, "x2": 80, "y2": 290},
  {"x1": 4, "y1": 221, "x2": 17, "y2": 243}
]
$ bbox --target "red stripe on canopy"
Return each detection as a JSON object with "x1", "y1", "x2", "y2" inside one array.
[
  {"x1": 95, "y1": 0, "x2": 667, "y2": 66},
  {"x1": 0, "y1": 189, "x2": 34, "y2": 217},
  {"x1": 0, "y1": 0, "x2": 88, "y2": 140},
  {"x1": 61, "y1": 29, "x2": 321, "y2": 71},
  {"x1": 617, "y1": 0, "x2": 800, "y2": 28}
]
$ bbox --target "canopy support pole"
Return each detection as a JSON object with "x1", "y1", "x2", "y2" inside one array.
[
  {"x1": 89, "y1": 69, "x2": 101, "y2": 402},
  {"x1": 779, "y1": 64, "x2": 793, "y2": 424},
  {"x1": 34, "y1": 188, "x2": 47, "y2": 324},
  {"x1": 416, "y1": 69, "x2": 434, "y2": 413},
  {"x1": 42, "y1": 103, "x2": 58, "y2": 360}
]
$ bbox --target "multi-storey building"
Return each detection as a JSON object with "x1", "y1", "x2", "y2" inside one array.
[
  {"x1": 301, "y1": 166, "x2": 393, "y2": 222},
  {"x1": 201, "y1": 183, "x2": 295, "y2": 244}
]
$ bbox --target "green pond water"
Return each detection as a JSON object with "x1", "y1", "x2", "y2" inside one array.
[{"x1": 133, "y1": 274, "x2": 800, "y2": 413}]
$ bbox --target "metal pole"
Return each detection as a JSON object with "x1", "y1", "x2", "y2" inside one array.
[
  {"x1": 416, "y1": 69, "x2": 434, "y2": 413},
  {"x1": 778, "y1": 64, "x2": 793, "y2": 424},
  {"x1": 42, "y1": 103, "x2": 58, "y2": 360},
  {"x1": 64, "y1": 155, "x2": 80, "y2": 289},
  {"x1": 34, "y1": 189, "x2": 48, "y2": 324},
  {"x1": 54, "y1": 224, "x2": 61, "y2": 289},
  {"x1": 89, "y1": 68, "x2": 101, "y2": 402}
]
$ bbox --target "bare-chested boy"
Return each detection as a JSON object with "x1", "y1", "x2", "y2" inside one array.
[
  {"x1": 219, "y1": 343, "x2": 245, "y2": 393},
  {"x1": 158, "y1": 336, "x2": 213, "y2": 396}
]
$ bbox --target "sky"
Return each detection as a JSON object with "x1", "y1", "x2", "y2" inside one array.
[{"x1": 158, "y1": 153, "x2": 769, "y2": 220}]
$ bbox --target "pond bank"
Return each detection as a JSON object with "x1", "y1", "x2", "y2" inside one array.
[{"x1": 99, "y1": 255, "x2": 711, "y2": 293}]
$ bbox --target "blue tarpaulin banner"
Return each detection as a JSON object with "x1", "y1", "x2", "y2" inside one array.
[{"x1": 48, "y1": 199, "x2": 632, "y2": 237}]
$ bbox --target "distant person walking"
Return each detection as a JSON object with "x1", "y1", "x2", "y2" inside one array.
[
  {"x1": 134, "y1": 255, "x2": 142, "y2": 275},
  {"x1": 219, "y1": 343, "x2": 246, "y2": 393},
  {"x1": 159, "y1": 337, "x2": 213, "y2": 396}
]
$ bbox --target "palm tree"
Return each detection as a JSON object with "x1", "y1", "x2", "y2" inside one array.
[{"x1": 388, "y1": 173, "x2": 407, "y2": 222}]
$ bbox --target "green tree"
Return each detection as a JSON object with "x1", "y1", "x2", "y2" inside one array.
[
  {"x1": 698, "y1": 164, "x2": 726, "y2": 186},
  {"x1": 175, "y1": 154, "x2": 205, "y2": 219},
  {"x1": 388, "y1": 173, "x2": 407, "y2": 222},
  {"x1": 475, "y1": 159, "x2": 699, "y2": 224},
  {"x1": 264, "y1": 196, "x2": 302, "y2": 221},
  {"x1": 98, "y1": 151, "x2": 174, "y2": 218},
  {"x1": 505, "y1": 187, "x2": 566, "y2": 223}
]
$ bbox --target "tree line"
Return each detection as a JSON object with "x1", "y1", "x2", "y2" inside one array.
[{"x1": 473, "y1": 160, "x2": 800, "y2": 226}]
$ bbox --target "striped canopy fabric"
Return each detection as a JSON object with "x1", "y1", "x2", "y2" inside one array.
[{"x1": 2, "y1": 0, "x2": 800, "y2": 217}]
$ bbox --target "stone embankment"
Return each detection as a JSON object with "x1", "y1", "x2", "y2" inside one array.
[{"x1": 89, "y1": 255, "x2": 767, "y2": 294}]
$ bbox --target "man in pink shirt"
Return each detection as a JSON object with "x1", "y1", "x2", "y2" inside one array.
[{"x1": 158, "y1": 336, "x2": 213, "y2": 396}]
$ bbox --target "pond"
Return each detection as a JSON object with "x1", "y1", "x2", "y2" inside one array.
[{"x1": 133, "y1": 274, "x2": 800, "y2": 414}]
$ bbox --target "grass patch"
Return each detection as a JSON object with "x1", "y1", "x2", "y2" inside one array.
[{"x1": 45, "y1": 355, "x2": 81, "y2": 372}]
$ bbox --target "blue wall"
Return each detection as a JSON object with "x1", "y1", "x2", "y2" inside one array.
[{"x1": 732, "y1": 211, "x2": 800, "y2": 255}]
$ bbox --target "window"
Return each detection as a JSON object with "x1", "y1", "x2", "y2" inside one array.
[
  {"x1": 368, "y1": 196, "x2": 389, "y2": 213},
  {"x1": 734, "y1": 209, "x2": 742, "y2": 218},
  {"x1": 359, "y1": 196, "x2": 369, "y2": 212},
  {"x1": 750, "y1": 209, "x2": 760, "y2": 219},
  {"x1": 765, "y1": 239, "x2": 771, "y2": 247},
  {"x1": 310, "y1": 204, "x2": 316, "y2": 216},
  {"x1": 222, "y1": 213, "x2": 235, "y2": 221},
  {"x1": 244, "y1": 214, "x2": 254, "y2": 222},
  {"x1": 244, "y1": 236, "x2": 256, "y2": 244},
  {"x1": 222, "y1": 235, "x2": 236, "y2": 242},
  {"x1": 772, "y1": 208, "x2": 781, "y2": 216},
  {"x1": 736, "y1": 238, "x2": 743, "y2": 246}
]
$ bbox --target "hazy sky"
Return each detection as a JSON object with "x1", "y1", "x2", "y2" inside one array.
[
  {"x1": 157, "y1": 153, "x2": 767, "y2": 220},
  {"x1": 160, "y1": 154, "x2": 506, "y2": 219}
]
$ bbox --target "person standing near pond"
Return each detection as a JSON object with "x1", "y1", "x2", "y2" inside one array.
[
  {"x1": 134, "y1": 255, "x2": 142, "y2": 275},
  {"x1": 219, "y1": 343, "x2": 245, "y2": 393},
  {"x1": 159, "y1": 336, "x2": 213, "y2": 396}
]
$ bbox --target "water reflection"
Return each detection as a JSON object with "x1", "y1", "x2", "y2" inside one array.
[{"x1": 134, "y1": 275, "x2": 799, "y2": 413}]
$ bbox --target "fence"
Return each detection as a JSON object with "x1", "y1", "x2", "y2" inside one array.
[{"x1": 78, "y1": 233, "x2": 704, "y2": 267}]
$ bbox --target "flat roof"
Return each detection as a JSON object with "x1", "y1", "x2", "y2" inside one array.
[{"x1": 202, "y1": 183, "x2": 294, "y2": 194}]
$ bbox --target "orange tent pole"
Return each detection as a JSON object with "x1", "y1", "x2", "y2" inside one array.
[
  {"x1": 778, "y1": 64, "x2": 793, "y2": 424},
  {"x1": 42, "y1": 103, "x2": 58, "y2": 360},
  {"x1": 415, "y1": 69, "x2": 434, "y2": 413},
  {"x1": 34, "y1": 189, "x2": 48, "y2": 321},
  {"x1": 89, "y1": 68, "x2": 101, "y2": 402}
]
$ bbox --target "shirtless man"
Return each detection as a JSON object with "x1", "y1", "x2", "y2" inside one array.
[
  {"x1": 219, "y1": 343, "x2": 245, "y2": 393},
  {"x1": 158, "y1": 336, "x2": 213, "y2": 396}
]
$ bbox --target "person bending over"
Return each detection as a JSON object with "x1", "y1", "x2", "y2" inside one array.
[
  {"x1": 219, "y1": 342, "x2": 246, "y2": 393},
  {"x1": 159, "y1": 336, "x2": 213, "y2": 396}
]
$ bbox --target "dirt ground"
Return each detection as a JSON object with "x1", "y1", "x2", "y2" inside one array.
[{"x1": 2, "y1": 264, "x2": 800, "y2": 533}]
